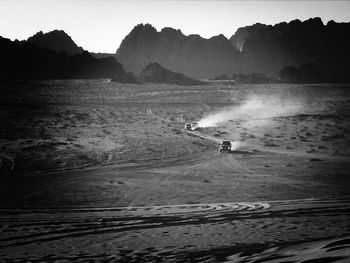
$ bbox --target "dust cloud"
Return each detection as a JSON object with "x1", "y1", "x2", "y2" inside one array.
[{"x1": 198, "y1": 94, "x2": 304, "y2": 128}]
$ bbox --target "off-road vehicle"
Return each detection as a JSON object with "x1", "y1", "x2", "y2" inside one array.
[
  {"x1": 219, "y1": 140, "x2": 232, "y2": 153},
  {"x1": 184, "y1": 123, "x2": 200, "y2": 131}
]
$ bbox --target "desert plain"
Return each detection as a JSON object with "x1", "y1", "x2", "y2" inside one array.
[{"x1": 0, "y1": 80, "x2": 350, "y2": 262}]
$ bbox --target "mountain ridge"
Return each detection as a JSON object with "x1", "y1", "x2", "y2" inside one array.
[
  {"x1": 0, "y1": 36, "x2": 126, "y2": 80},
  {"x1": 116, "y1": 18, "x2": 350, "y2": 81},
  {"x1": 3, "y1": 17, "x2": 350, "y2": 82},
  {"x1": 116, "y1": 23, "x2": 241, "y2": 79}
]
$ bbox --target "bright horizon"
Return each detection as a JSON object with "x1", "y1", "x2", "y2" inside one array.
[{"x1": 1, "y1": 0, "x2": 350, "y2": 53}]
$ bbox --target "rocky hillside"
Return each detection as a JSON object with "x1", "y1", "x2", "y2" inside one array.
[
  {"x1": 116, "y1": 24, "x2": 241, "y2": 79},
  {"x1": 27, "y1": 30, "x2": 84, "y2": 55},
  {"x1": 140, "y1": 63, "x2": 205, "y2": 85}
]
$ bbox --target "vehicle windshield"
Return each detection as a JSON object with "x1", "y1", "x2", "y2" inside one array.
[{"x1": 221, "y1": 141, "x2": 231, "y2": 145}]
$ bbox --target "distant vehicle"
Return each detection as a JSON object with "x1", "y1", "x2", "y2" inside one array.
[
  {"x1": 219, "y1": 140, "x2": 232, "y2": 153},
  {"x1": 184, "y1": 122, "x2": 200, "y2": 131},
  {"x1": 184, "y1": 123, "x2": 192, "y2": 130}
]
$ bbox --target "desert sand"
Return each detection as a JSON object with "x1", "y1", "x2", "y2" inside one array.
[{"x1": 0, "y1": 80, "x2": 349, "y2": 262}]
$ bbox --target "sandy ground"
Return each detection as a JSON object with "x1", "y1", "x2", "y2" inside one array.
[
  {"x1": 1, "y1": 199, "x2": 350, "y2": 262},
  {"x1": 0, "y1": 80, "x2": 349, "y2": 261}
]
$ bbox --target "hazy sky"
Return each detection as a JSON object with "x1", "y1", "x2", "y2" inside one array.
[{"x1": 1, "y1": 0, "x2": 350, "y2": 53}]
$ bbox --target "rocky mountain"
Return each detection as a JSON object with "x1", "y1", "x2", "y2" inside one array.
[
  {"x1": 27, "y1": 30, "x2": 84, "y2": 55},
  {"x1": 116, "y1": 18, "x2": 350, "y2": 82},
  {"x1": 140, "y1": 63, "x2": 205, "y2": 85},
  {"x1": 0, "y1": 36, "x2": 126, "y2": 80},
  {"x1": 116, "y1": 24, "x2": 241, "y2": 79},
  {"x1": 230, "y1": 17, "x2": 350, "y2": 81}
]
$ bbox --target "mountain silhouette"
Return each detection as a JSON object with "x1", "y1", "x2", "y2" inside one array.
[
  {"x1": 0, "y1": 36, "x2": 125, "y2": 80},
  {"x1": 230, "y1": 17, "x2": 350, "y2": 82},
  {"x1": 116, "y1": 18, "x2": 350, "y2": 82},
  {"x1": 116, "y1": 24, "x2": 241, "y2": 79},
  {"x1": 3, "y1": 17, "x2": 350, "y2": 83},
  {"x1": 27, "y1": 30, "x2": 84, "y2": 55}
]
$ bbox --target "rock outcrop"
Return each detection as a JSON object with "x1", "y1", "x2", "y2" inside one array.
[
  {"x1": 140, "y1": 63, "x2": 205, "y2": 85},
  {"x1": 116, "y1": 24, "x2": 241, "y2": 79},
  {"x1": 27, "y1": 30, "x2": 84, "y2": 55}
]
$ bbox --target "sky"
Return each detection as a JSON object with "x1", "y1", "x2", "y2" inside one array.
[{"x1": 0, "y1": 0, "x2": 350, "y2": 53}]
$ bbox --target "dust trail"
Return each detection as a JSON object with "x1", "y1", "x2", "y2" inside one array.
[{"x1": 198, "y1": 94, "x2": 304, "y2": 128}]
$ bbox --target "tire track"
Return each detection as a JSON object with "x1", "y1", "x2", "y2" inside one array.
[{"x1": 1, "y1": 199, "x2": 350, "y2": 250}]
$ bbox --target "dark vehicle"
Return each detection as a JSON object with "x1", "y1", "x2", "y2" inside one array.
[
  {"x1": 184, "y1": 123, "x2": 192, "y2": 130},
  {"x1": 219, "y1": 140, "x2": 232, "y2": 153}
]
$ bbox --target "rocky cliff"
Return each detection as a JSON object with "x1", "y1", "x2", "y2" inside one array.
[
  {"x1": 116, "y1": 24, "x2": 241, "y2": 79},
  {"x1": 116, "y1": 19, "x2": 350, "y2": 82},
  {"x1": 230, "y1": 17, "x2": 350, "y2": 81},
  {"x1": 27, "y1": 30, "x2": 84, "y2": 55}
]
